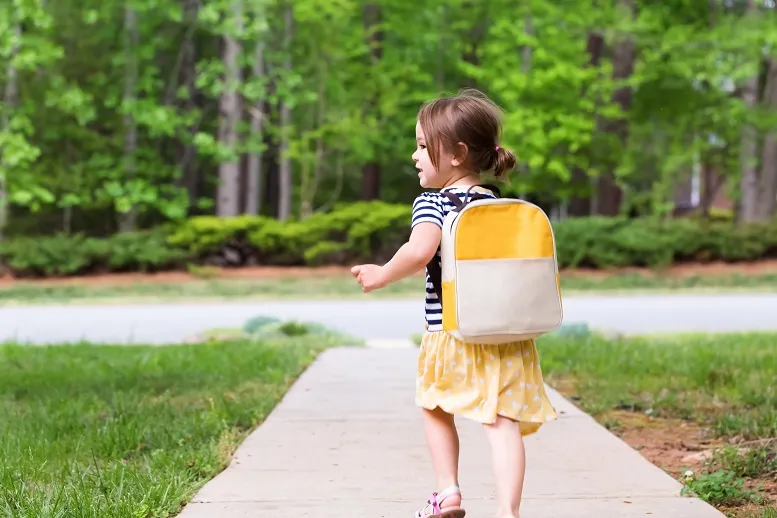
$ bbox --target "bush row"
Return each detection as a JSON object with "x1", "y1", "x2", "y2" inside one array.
[
  {"x1": 553, "y1": 216, "x2": 777, "y2": 268},
  {"x1": 0, "y1": 201, "x2": 411, "y2": 277},
  {"x1": 1, "y1": 201, "x2": 776, "y2": 278}
]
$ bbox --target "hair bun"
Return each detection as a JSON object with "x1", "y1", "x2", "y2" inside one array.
[{"x1": 493, "y1": 146, "x2": 517, "y2": 177}]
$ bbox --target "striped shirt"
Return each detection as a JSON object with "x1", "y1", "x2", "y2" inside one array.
[{"x1": 410, "y1": 186, "x2": 497, "y2": 332}]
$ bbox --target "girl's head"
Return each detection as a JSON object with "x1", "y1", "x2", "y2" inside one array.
[{"x1": 413, "y1": 88, "x2": 516, "y2": 189}]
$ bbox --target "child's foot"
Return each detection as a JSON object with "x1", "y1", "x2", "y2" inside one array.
[
  {"x1": 441, "y1": 489, "x2": 461, "y2": 509},
  {"x1": 415, "y1": 486, "x2": 465, "y2": 517}
]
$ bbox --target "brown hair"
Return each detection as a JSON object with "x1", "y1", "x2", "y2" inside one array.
[{"x1": 418, "y1": 88, "x2": 517, "y2": 177}]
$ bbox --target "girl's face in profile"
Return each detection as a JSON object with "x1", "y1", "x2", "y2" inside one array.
[{"x1": 412, "y1": 121, "x2": 456, "y2": 189}]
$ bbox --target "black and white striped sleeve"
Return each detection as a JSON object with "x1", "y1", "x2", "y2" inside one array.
[{"x1": 411, "y1": 193, "x2": 444, "y2": 229}]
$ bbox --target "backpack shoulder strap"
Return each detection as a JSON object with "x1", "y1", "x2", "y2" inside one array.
[
  {"x1": 441, "y1": 191, "x2": 464, "y2": 211},
  {"x1": 463, "y1": 184, "x2": 502, "y2": 206},
  {"x1": 478, "y1": 183, "x2": 502, "y2": 197},
  {"x1": 442, "y1": 184, "x2": 501, "y2": 213},
  {"x1": 427, "y1": 254, "x2": 443, "y2": 303}
]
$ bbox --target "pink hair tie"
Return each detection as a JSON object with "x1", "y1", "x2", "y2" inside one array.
[{"x1": 495, "y1": 146, "x2": 500, "y2": 151}]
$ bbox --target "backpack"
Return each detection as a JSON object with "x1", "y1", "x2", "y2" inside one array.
[{"x1": 426, "y1": 185, "x2": 564, "y2": 344}]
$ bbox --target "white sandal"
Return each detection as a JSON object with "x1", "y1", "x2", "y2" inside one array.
[{"x1": 414, "y1": 485, "x2": 466, "y2": 518}]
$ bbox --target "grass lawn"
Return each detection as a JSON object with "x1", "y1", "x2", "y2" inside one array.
[
  {"x1": 1, "y1": 267, "x2": 777, "y2": 306},
  {"x1": 0, "y1": 332, "x2": 350, "y2": 517},
  {"x1": 537, "y1": 332, "x2": 777, "y2": 518}
]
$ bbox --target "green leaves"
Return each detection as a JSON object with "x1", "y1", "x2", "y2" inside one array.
[{"x1": 1, "y1": 0, "x2": 777, "y2": 237}]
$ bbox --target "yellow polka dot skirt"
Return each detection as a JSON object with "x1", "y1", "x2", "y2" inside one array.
[{"x1": 416, "y1": 330, "x2": 558, "y2": 434}]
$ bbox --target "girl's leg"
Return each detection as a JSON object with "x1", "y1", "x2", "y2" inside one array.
[
  {"x1": 483, "y1": 415, "x2": 526, "y2": 518},
  {"x1": 422, "y1": 406, "x2": 462, "y2": 508}
]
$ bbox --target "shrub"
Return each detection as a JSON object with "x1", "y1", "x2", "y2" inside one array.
[
  {"x1": 165, "y1": 200, "x2": 412, "y2": 267},
  {"x1": 0, "y1": 201, "x2": 775, "y2": 278},
  {"x1": 166, "y1": 215, "x2": 269, "y2": 265},
  {"x1": 105, "y1": 229, "x2": 192, "y2": 272},
  {"x1": 0, "y1": 234, "x2": 107, "y2": 277},
  {"x1": 0, "y1": 229, "x2": 193, "y2": 278},
  {"x1": 553, "y1": 217, "x2": 631, "y2": 268},
  {"x1": 552, "y1": 216, "x2": 777, "y2": 269}
]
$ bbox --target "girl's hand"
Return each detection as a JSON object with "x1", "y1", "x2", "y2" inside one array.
[{"x1": 351, "y1": 264, "x2": 388, "y2": 293}]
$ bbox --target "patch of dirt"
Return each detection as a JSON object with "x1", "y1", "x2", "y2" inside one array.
[
  {"x1": 603, "y1": 411, "x2": 722, "y2": 477},
  {"x1": 2, "y1": 260, "x2": 777, "y2": 288},
  {"x1": 600, "y1": 410, "x2": 777, "y2": 517},
  {"x1": 724, "y1": 502, "x2": 777, "y2": 518},
  {"x1": 719, "y1": 486, "x2": 777, "y2": 518}
]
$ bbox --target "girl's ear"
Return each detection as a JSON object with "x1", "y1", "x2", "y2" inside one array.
[{"x1": 451, "y1": 142, "x2": 469, "y2": 167}]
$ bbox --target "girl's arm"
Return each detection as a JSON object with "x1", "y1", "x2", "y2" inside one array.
[
  {"x1": 382, "y1": 222, "x2": 441, "y2": 283},
  {"x1": 352, "y1": 222, "x2": 441, "y2": 292}
]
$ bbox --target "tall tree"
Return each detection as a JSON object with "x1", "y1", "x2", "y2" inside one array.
[
  {"x1": 737, "y1": 0, "x2": 761, "y2": 223},
  {"x1": 244, "y1": 36, "x2": 266, "y2": 215},
  {"x1": 177, "y1": 0, "x2": 202, "y2": 210},
  {"x1": 361, "y1": 3, "x2": 381, "y2": 201},
  {"x1": 568, "y1": 31, "x2": 605, "y2": 217},
  {"x1": 0, "y1": 19, "x2": 20, "y2": 240},
  {"x1": 594, "y1": 0, "x2": 636, "y2": 216},
  {"x1": 216, "y1": 0, "x2": 244, "y2": 217},
  {"x1": 757, "y1": 56, "x2": 777, "y2": 220},
  {"x1": 277, "y1": 3, "x2": 293, "y2": 220},
  {"x1": 118, "y1": 2, "x2": 139, "y2": 232}
]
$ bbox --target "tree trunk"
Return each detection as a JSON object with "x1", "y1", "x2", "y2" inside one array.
[
  {"x1": 216, "y1": 0, "x2": 243, "y2": 218},
  {"x1": 738, "y1": 0, "x2": 760, "y2": 223},
  {"x1": 435, "y1": 6, "x2": 446, "y2": 89},
  {"x1": 700, "y1": 161, "x2": 725, "y2": 218},
  {"x1": 0, "y1": 21, "x2": 21, "y2": 240},
  {"x1": 512, "y1": 15, "x2": 534, "y2": 199},
  {"x1": 521, "y1": 15, "x2": 533, "y2": 74},
  {"x1": 361, "y1": 3, "x2": 382, "y2": 201},
  {"x1": 757, "y1": 57, "x2": 777, "y2": 220},
  {"x1": 118, "y1": 4, "x2": 139, "y2": 232},
  {"x1": 596, "y1": 0, "x2": 636, "y2": 216},
  {"x1": 460, "y1": 3, "x2": 487, "y2": 88},
  {"x1": 179, "y1": 0, "x2": 200, "y2": 211},
  {"x1": 244, "y1": 37, "x2": 265, "y2": 215},
  {"x1": 739, "y1": 78, "x2": 760, "y2": 222},
  {"x1": 301, "y1": 58, "x2": 327, "y2": 218},
  {"x1": 569, "y1": 32, "x2": 604, "y2": 217},
  {"x1": 277, "y1": 3, "x2": 294, "y2": 220},
  {"x1": 263, "y1": 125, "x2": 279, "y2": 217}
]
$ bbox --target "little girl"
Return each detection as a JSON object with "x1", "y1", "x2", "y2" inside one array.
[{"x1": 351, "y1": 89, "x2": 557, "y2": 518}]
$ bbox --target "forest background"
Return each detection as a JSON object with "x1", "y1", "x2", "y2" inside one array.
[{"x1": 1, "y1": 0, "x2": 777, "y2": 278}]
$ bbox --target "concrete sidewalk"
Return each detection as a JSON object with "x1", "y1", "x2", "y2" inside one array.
[{"x1": 179, "y1": 347, "x2": 724, "y2": 518}]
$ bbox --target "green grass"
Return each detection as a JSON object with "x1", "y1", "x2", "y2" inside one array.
[
  {"x1": 538, "y1": 332, "x2": 777, "y2": 439},
  {"x1": 0, "y1": 275, "x2": 425, "y2": 305},
  {"x1": 738, "y1": 508, "x2": 777, "y2": 518},
  {"x1": 560, "y1": 272, "x2": 777, "y2": 293},
  {"x1": 2, "y1": 270, "x2": 777, "y2": 306},
  {"x1": 0, "y1": 334, "x2": 347, "y2": 517},
  {"x1": 537, "y1": 331, "x2": 777, "y2": 514}
]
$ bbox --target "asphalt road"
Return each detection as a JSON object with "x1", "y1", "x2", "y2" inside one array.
[{"x1": 1, "y1": 293, "x2": 775, "y2": 345}]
